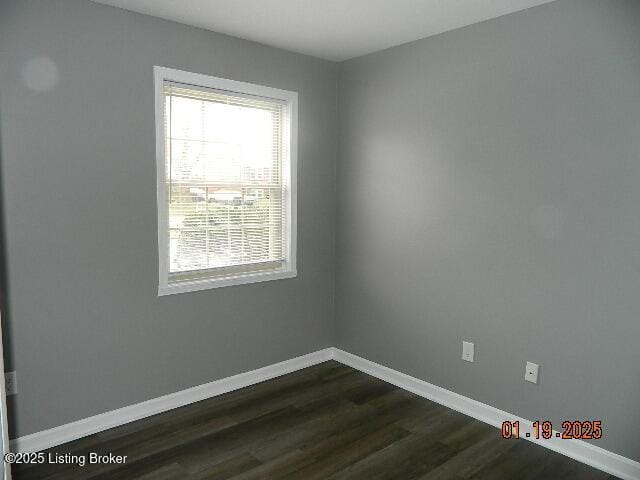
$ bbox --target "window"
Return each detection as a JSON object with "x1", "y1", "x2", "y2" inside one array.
[{"x1": 154, "y1": 67, "x2": 297, "y2": 295}]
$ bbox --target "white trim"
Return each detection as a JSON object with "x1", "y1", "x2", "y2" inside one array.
[
  {"x1": 153, "y1": 66, "x2": 298, "y2": 296},
  {"x1": 10, "y1": 348, "x2": 332, "y2": 454},
  {"x1": 158, "y1": 269, "x2": 297, "y2": 296},
  {"x1": 154, "y1": 66, "x2": 169, "y2": 294},
  {"x1": 331, "y1": 348, "x2": 640, "y2": 480},
  {"x1": 0, "y1": 313, "x2": 12, "y2": 480},
  {"x1": 10, "y1": 347, "x2": 639, "y2": 480},
  {"x1": 155, "y1": 66, "x2": 299, "y2": 104}
]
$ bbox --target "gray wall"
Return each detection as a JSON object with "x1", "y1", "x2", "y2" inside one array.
[
  {"x1": 2, "y1": 0, "x2": 639, "y2": 463},
  {"x1": 337, "y1": 0, "x2": 640, "y2": 461},
  {"x1": 0, "y1": 0, "x2": 338, "y2": 437}
]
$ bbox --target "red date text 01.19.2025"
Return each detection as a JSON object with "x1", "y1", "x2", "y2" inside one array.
[{"x1": 501, "y1": 420, "x2": 603, "y2": 440}]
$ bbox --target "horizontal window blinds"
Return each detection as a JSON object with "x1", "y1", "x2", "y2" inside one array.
[{"x1": 163, "y1": 83, "x2": 286, "y2": 281}]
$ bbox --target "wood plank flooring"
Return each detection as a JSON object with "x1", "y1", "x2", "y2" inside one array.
[{"x1": 12, "y1": 361, "x2": 619, "y2": 479}]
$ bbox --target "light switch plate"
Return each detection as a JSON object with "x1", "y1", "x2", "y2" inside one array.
[
  {"x1": 462, "y1": 341, "x2": 474, "y2": 362},
  {"x1": 525, "y1": 362, "x2": 539, "y2": 384}
]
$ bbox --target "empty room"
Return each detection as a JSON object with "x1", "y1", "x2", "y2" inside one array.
[{"x1": 0, "y1": 0, "x2": 639, "y2": 478}]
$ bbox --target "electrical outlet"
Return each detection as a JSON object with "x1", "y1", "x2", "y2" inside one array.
[
  {"x1": 462, "y1": 341, "x2": 474, "y2": 362},
  {"x1": 5, "y1": 371, "x2": 17, "y2": 396},
  {"x1": 525, "y1": 362, "x2": 539, "y2": 384}
]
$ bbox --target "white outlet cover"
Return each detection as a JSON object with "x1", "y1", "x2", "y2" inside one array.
[
  {"x1": 525, "y1": 361, "x2": 539, "y2": 384},
  {"x1": 462, "y1": 341, "x2": 474, "y2": 362}
]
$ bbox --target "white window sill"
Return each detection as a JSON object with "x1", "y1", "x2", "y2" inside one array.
[{"x1": 158, "y1": 269, "x2": 297, "y2": 296}]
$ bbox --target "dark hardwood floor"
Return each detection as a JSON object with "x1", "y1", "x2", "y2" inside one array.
[{"x1": 13, "y1": 361, "x2": 618, "y2": 479}]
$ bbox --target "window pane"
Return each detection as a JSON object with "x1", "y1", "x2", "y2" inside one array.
[{"x1": 164, "y1": 84, "x2": 285, "y2": 277}]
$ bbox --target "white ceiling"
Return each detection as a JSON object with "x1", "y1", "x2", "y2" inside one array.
[{"x1": 91, "y1": 0, "x2": 557, "y2": 61}]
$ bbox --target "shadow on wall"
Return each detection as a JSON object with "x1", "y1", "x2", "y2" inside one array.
[{"x1": 0, "y1": 92, "x2": 18, "y2": 439}]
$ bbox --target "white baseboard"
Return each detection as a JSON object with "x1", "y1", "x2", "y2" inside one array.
[
  {"x1": 331, "y1": 348, "x2": 640, "y2": 480},
  {"x1": 10, "y1": 346, "x2": 639, "y2": 480},
  {"x1": 10, "y1": 348, "x2": 333, "y2": 454}
]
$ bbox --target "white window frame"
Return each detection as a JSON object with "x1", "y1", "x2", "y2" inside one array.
[{"x1": 154, "y1": 66, "x2": 297, "y2": 295}]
